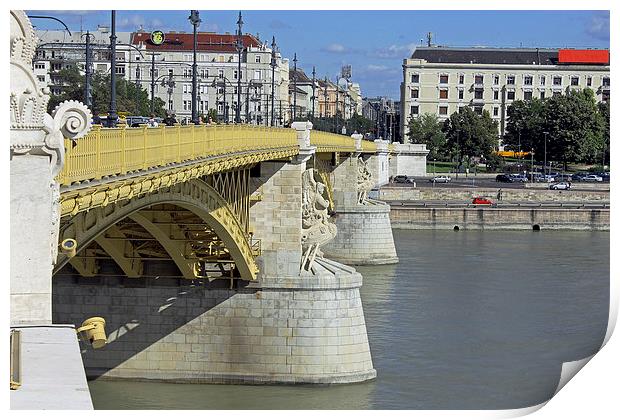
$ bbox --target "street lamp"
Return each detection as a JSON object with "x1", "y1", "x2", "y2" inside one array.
[
  {"x1": 245, "y1": 79, "x2": 262, "y2": 124},
  {"x1": 235, "y1": 11, "x2": 244, "y2": 124},
  {"x1": 292, "y1": 53, "x2": 298, "y2": 121},
  {"x1": 543, "y1": 131, "x2": 549, "y2": 177},
  {"x1": 212, "y1": 76, "x2": 234, "y2": 123},
  {"x1": 189, "y1": 10, "x2": 201, "y2": 124},
  {"x1": 82, "y1": 31, "x2": 94, "y2": 109},
  {"x1": 311, "y1": 66, "x2": 316, "y2": 120},
  {"x1": 270, "y1": 36, "x2": 277, "y2": 127},
  {"x1": 108, "y1": 10, "x2": 118, "y2": 127}
]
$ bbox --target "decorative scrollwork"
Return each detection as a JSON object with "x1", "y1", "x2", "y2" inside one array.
[
  {"x1": 301, "y1": 168, "x2": 337, "y2": 271},
  {"x1": 52, "y1": 100, "x2": 92, "y2": 140}
]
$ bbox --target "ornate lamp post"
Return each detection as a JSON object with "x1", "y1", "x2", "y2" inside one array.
[
  {"x1": 292, "y1": 53, "x2": 298, "y2": 121},
  {"x1": 189, "y1": 10, "x2": 201, "y2": 124},
  {"x1": 270, "y1": 36, "x2": 277, "y2": 127},
  {"x1": 311, "y1": 66, "x2": 316, "y2": 120},
  {"x1": 235, "y1": 12, "x2": 244, "y2": 124},
  {"x1": 108, "y1": 10, "x2": 118, "y2": 127}
]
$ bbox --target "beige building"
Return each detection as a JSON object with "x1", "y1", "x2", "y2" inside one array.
[{"x1": 400, "y1": 47, "x2": 610, "y2": 146}]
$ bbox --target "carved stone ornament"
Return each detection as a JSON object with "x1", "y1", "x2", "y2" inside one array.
[
  {"x1": 357, "y1": 157, "x2": 374, "y2": 205},
  {"x1": 10, "y1": 10, "x2": 92, "y2": 176},
  {"x1": 301, "y1": 168, "x2": 337, "y2": 271}
]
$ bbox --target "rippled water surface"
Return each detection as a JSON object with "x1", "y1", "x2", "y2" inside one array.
[{"x1": 89, "y1": 230, "x2": 609, "y2": 410}]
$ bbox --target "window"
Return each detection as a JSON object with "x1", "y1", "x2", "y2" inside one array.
[
  {"x1": 183, "y1": 84, "x2": 191, "y2": 94},
  {"x1": 507, "y1": 91, "x2": 515, "y2": 100},
  {"x1": 493, "y1": 75, "x2": 500, "y2": 85},
  {"x1": 234, "y1": 70, "x2": 238, "y2": 79},
  {"x1": 540, "y1": 75, "x2": 546, "y2": 86},
  {"x1": 255, "y1": 55, "x2": 261, "y2": 63},
  {"x1": 410, "y1": 105, "x2": 419, "y2": 115},
  {"x1": 254, "y1": 70, "x2": 261, "y2": 80},
  {"x1": 135, "y1": 55, "x2": 141, "y2": 61},
  {"x1": 184, "y1": 54, "x2": 192, "y2": 61},
  {"x1": 34, "y1": 63, "x2": 45, "y2": 70},
  {"x1": 507, "y1": 75, "x2": 515, "y2": 85},
  {"x1": 183, "y1": 68, "x2": 192, "y2": 78},
  {"x1": 439, "y1": 89, "x2": 448, "y2": 99},
  {"x1": 570, "y1": 76, "x2": 579, "y2": 86},
  {"x1": 439, "y1": 74, "x2": 449, "y2": 84},
  {"x1": 439, "y1": 106, "x2": 448, "y2": 115},
  {"x1": 459, "y1": 74, "x2": 465, "y2": 84},
  {"x1": 587, "y1": 76, "x2": 592, "y2": 87},
  {"x1": 524, "y1": 75, "x2": 533, "y2": 85},
  {"x1": 553, "y1": 76, "x2": 562, "y2": 86},
  {"x1": 524, "y1": 91, "x2": 533, "y2": 101},
  {"x1": 37, "y1": 75, "x2": 45, "y2": 82},
  {"x1": 475, "y1": 75, "x2": 484, "y2": 85},
  {"x1": 218, "y1": 55, "x2": 224, "y2": 62},
  {"x1": 493, "y1": 107, "x2": 499, "y2": 117},
  {"x1": 473, "y1": 107, "x2": 483, "y2": 115},
  {"x1": 51, "y1": 63, "x2": 62, "y2": 71},
  {"x1": 602, "y1": 77, "x2": 610, "y2": 87},
  {"x1": 411, "y1": 73, "x2": 419, "y2": 83},
  {"x1": 410, "y1": 88, "x2": 419, "y2": 99},
  {"x1": 135, "y1": 67, "x2": 141, "y2": 79},
  {"x1": 602, "y1": 91, "x2": 610, "y2": 102},
  {"x1": 540, "y1": 91, "x2": 546, "y2": 100},
  {"x1": 218, "y1": 69, "x2": 224, "y2": 78},
  {"x1": 493, "y1": 90, "x2": 499, "y2": 100},
  {"x1": 168, "y1": 100, "x2": 173, "y2": 111},
  {"x1": 553, "y1": 91, "x2": 561, "y2": 97},
  {"x1": 183, "y1": 100, "x2": 190, "y2": 111},
  {"x1": 169, "y1": 69, "x2": 174, "y2": 76},
  {"x1": 474, "y1": 89, "x2": 484, "y2": 100},
  {"x1": 458, "y1": 89, "x2": 464, "y2": 100},
  {"x1": 115, "y1": 65, "x2": 125, "y2": 75},
  {"x1": 200, "y1": 68, "x2": 208, "y2": 78},
  {"x1": 200, "y1": 85, "x2": 208, "y2": 94}
]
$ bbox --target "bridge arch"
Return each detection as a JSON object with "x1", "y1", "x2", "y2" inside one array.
[{"x1": 55, "y1": 178, "x2": 259, "y2": 281}]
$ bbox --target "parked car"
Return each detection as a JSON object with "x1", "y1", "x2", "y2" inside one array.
[
  {"x1": 510, "y1": 174, "x2": 528, "y2": 183},
  {"x1": 472, "y1": 197, "x2": 493, "y2": 205},
  {"x1": 393, "y1": 175, "x2": 414, "y2": 184},
  {"x1": 534, "y1": 174, "x2": 555, "y2": 182},
  {"x1": 429, "y1": 175, "x2": 451, "y2": 183},
  {"x1": 572, "y1": 172, "x2": 590, "y2": 181},
  {"x1": 495, "y1": 174, "x2": 513, "y2": 183},
  {"x1": 582, "y1": 174, "x2": 603, "y2": 182},
  {"x1": 549, "y1": 182, "x2": 571, "y2": 190},
  {"x1": 554, "y1": 174, "x2": 573, "y2": 182}
]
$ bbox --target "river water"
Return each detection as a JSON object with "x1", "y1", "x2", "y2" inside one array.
[{"x1": 89, "y1": 230, "x2": 609, "y2": 410}]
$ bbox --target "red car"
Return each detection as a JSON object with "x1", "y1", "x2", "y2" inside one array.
[{"x1": 472, "y1": 197, "x2": 493, "y2": 205}]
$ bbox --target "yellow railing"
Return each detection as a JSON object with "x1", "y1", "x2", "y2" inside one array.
[
  {"x1": 362, "y1": 140, "x2": 378, "y2": 153},
  {"x1": 58, "y1": 124, "x2": 298, "y2": 186},
  {"x1": 311, "y1": 130, "x2": 356, "y2": 153}
]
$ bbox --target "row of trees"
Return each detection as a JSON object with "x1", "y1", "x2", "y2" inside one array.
[
  {"x1": 503, "y1": 89, "x2": 609, "y2": 169},
  {"x1": 407, "y1": 88, "x2": 610, "y2": 170},
  {"x1": 48, "y1": 65, "x2": 168, "y2": 118},
  {"x1": 407, "y1": 107, "x2": 500, "y2": 170}
]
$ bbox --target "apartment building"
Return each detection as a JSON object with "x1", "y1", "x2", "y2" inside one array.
[
  {"x1": 400, "y1": 47, "x2": 610, "y2": 145},
  {"x1": 35, "y1": 28, "x2": 290, "y2": 124}
]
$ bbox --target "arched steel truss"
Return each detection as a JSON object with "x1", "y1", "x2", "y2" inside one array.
[{"x1": 55, "y1": 177, "x2": 259, "y2": 281}]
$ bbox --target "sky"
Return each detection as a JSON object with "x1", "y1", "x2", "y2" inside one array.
[{"x1": 28, "y1": 9, "x2": 610, "y2": 99}]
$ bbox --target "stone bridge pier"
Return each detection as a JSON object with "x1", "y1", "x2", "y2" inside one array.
[{"x1": 321, "y1": 135, "x2": 399, "y2": 265}]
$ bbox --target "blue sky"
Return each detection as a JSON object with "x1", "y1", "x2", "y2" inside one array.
[{"x1": 29, "y1": 10, "x2": 610, "y2": 99}]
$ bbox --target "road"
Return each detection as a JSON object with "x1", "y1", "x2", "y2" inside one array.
[
  {"x1": 385, "y1": 200, "x2": 610, "y2": 209},
  {"x1": 390, "y1": 176, "x2": 609, "y2": 191}
]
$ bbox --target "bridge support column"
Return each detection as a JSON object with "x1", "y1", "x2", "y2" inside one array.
[
  {"x1": 389, "y1": 143, "x2": 430, "y2": 178},
  {"x1": 10, "y1": 11, "x2": 91, "y2": 325},
  {"x1": 322, "y1": 135, "x2": 398, "y2": 265}
]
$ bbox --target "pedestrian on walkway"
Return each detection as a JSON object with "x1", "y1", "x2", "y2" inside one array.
[{"x1": 147, "y1": 114, "x2": 159, "y2": 128}]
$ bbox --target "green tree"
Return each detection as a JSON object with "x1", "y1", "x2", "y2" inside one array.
[
  {"x1": 346, "y1": 112, "x2": 375, "y2": 135},
  {"x1": 47, "y1": 64, "x2": 166, "y2": 118},
  {"x1": 539, "y1": 89, "x2": 604, "y2": 169},
  {"x1": 442, "y1": 107, "x2": 498, "y2": 170},
  {"x1": 598, "y1": 100, "x2": 610, "y2": 167},
  {"x1": 406, "y1": 113, "x2": 446, "y2": 160},
  {"x1": 504, "y1": 98, "x2": 545, "y2": 152}
]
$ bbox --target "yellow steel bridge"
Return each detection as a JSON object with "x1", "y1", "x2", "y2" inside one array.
[{"x1": 55, "y1": 124, "x2": 381, "y2": 284}]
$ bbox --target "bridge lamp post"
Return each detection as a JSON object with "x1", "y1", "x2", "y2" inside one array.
[
  {"x1": 189, "y1": 10, "x2": 201, "y2": 125},
  {"x1": 108, "y1": 10, "x2": 118, "y2": 127},
  {"x1": 292, "y1": 53, "x2": 298, "y2": 121},
  {"x1": 245, "y1": 80, "x2": 261, "y2": 124},
  {"x1": 235, "y1": 12, "x2": 244, "y2": 124},
  {"x1": 81, "y1": 31, "x2": 94, "y2": 109},
  {"x1": 311, "y1": 66, "x2": 316, "y2": 121},
  {"x1": 270, "y1": 36, "x2": 277, "y2": 127}
]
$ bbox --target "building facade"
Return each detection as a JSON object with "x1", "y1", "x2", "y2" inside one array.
[
  {"x1": 400, "y1": 47, "x2": 610, "y2": 146},
  {"x1": 35, "y1": 28, "x2": 291, "y2": 125},
  {"x1": 362, "y1": 97, "x2": 401, "y2": 142}
]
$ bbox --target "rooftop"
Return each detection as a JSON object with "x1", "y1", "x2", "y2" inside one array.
[
  {"x1": 410, "y1": 46, "x2": 609, "y2": 66},
  {"x1": 131, "y1": 32, "x2": 262, "y2": 53}
]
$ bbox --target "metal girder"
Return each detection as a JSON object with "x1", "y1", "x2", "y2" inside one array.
[
  {"x1": 128, "y1": 212, "x2": 198, "y2": 279},
  {"x1": 55, "y1": 178, "x2": 259, "y2": 281},
  {"x1": 94, "y1": 225, "x2": 143, "y2": 278}
]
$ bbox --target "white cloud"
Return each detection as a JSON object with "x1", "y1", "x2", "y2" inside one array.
[
  {"x1": 373, "y1": 43, "x2": 417, "y2": 59},
  {"x1": 366, "y1": 64, "x2": 389, "y2": 72},
  {"x1": 585, "y1": 12, "x2": 609, "y2": 41},
  {"x1": 324, "y1": 43, "x2": 347, "y2": 53}
]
